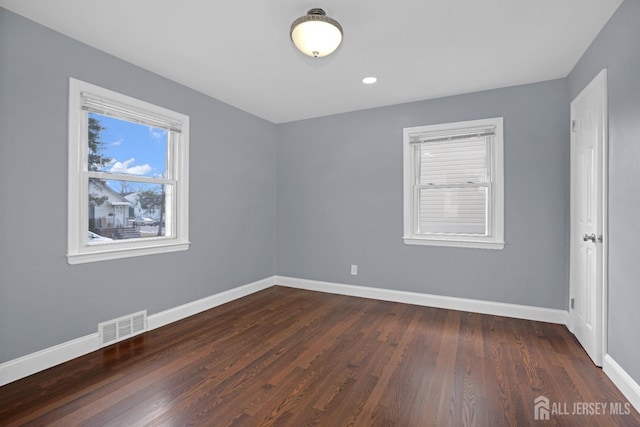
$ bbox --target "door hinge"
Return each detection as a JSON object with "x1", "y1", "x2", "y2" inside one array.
[
  {"x1": 571, "y1": 120, "x2": 577, "y2": 132},
  {"x1": 571, "y1": 298, "x2": 575, "y2": 310}
]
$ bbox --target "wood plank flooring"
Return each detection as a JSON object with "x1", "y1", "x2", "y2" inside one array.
[{"x1": 1, "y1": 286, "x2": 638, "y2": 426}]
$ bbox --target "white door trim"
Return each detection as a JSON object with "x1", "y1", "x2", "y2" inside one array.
[{"x1": 568, "y1": 68, "x2": 608, "y2": 366}]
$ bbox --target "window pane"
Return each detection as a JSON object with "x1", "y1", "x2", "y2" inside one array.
[
  {"x1": 88, "y1": 113, "x2": 168, "y2": 178},
  {"x1": 88, "y1": 178, "x2": 172, "y2": 241},
  {"x1": 417, "y1": 187, "x2": 487, "y2": 235},
  {"x1": 418, "y1": 137, "x2": 487, "y2": 185}
]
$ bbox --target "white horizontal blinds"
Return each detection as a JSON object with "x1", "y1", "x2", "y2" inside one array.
[
  {"x1": 417, "y1": 187, "x2": 488, "y2": 234},
  {"x1": 81, "y1": 92, "x2": 182, "y2": 133},
  {"x1": 412, "y1": 126, "x2": 494, "y2": 236},
  {"x1": 417, "y1": 137, "x2": 487, "y2": 185}
]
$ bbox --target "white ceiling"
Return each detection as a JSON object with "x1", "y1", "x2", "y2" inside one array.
[{"x1": 0, "y1": 0, "x2": 622, "y2": 123}]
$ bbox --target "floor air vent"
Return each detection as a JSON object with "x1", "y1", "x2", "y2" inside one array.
[{"x1": 98, "y1": 310, "x2": 147, "y2": 347}]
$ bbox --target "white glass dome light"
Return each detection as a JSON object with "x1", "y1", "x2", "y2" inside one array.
[{"x1": 290, "y1": 8, "x2": 343, "y2": 58}]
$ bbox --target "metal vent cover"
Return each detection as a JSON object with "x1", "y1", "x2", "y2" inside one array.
[{"x1": 98, "y1": 310, "x2": 147, "y2": 347}]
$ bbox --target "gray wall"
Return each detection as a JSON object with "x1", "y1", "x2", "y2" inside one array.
[
  {"x1": 0, "y1": 9, "x2": 278, "y2": 363},
  {"x1": 277, "y1": 79, "x2": 570, "y2": 309},
  {"x1": 4, "y1": 2, "x2": 635, "y2": 387},
  {"x1": 568, "y1": 0, "x2": 640, "y2": 385}
]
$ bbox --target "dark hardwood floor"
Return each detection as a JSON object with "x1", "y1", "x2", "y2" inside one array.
[{"x1": 1, "y1": 286, "x2": 638, "y2": 426}]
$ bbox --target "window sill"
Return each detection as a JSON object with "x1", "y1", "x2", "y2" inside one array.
[
  {"x1": 67, "y1": 241, "x2": 190, "y2": 264},
  {"x1": 403, "y1": 237, "x2": 504, "y2": 250}
]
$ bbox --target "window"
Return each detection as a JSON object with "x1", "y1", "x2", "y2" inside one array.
[
  {"x1": 403, "y1": 117, "x2": 504, "y2": 249},
  {"x1": 68, "y1": 78, "x2": 189, "y2": 264}
]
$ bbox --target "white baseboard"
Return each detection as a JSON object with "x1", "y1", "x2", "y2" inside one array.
[
  {"x1": 5, "y1": 274, "x2": 636, "y2": 414},
  {"x1": 0, "y1": 333, "x2": 99, "y2": 388},
  {"x1": 0, "y1": 275, "x2": 570, "y2": 388},
  {"x1": 603, "y1": 354, "x2": 640, "y2": 413},
  {"x1": 275, "y1": 276, "x2": 569, "y2": 325},
  {"x1": 147, "y1": 276, "x2": 274, "y2": 330},
  {"x1": 0, "y1": 276, "x2": 276, "y2": 387}
]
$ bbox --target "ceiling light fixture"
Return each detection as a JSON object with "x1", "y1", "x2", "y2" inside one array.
[
  {"x1": 362, "y1": 77, "x2": 377, "y2": 84},
  {"x1": 290, "y1": 8, "x2": 343, "y2": 58}
]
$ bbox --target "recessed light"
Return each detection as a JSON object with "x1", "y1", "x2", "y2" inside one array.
[{"x1": 362, "y1": 76, "x2": 377, "y2": 85}]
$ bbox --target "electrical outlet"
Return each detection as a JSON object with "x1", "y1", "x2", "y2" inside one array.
[{"x1": 351, "y1": 264, "x2": 358, "y2": 275}]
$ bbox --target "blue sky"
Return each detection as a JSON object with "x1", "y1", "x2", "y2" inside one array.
[{"x1": 90, "y1": 113, "x2": 167, "y2": 178}]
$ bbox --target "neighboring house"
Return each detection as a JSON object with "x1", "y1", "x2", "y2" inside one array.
[
  {"x1": 89, "y1": 181, "x2": 131, "y2": 229},
  {"x1": 124, "y1": 192, "x2": 143, "y2": 219},
  {"x1": 123, "y1": 192, "x2": 160, "y2": 222}
]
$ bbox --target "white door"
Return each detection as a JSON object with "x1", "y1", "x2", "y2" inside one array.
[{"x1": 569, "y1": 69, "x2": 607, "y2": 367}]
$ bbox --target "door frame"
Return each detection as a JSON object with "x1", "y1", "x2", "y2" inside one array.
[{"x1": 568, "y1": 68, "x2": 608, "y2": 366}]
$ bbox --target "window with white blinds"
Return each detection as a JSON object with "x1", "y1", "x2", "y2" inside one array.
[
  {"x1": 403, "y1": 118, "x2": 504, "y2": 249},
  {"x1": 67, "y1": 78, "x2": 190, "y2": 264}
]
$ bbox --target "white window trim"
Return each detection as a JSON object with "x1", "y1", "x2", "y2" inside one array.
[
  {"x1": 67, "y1": 78, "x2": 190, "y2": 264},
  {"x1": 403, "y1": 117, "x2": 504, "y2": 250}
]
